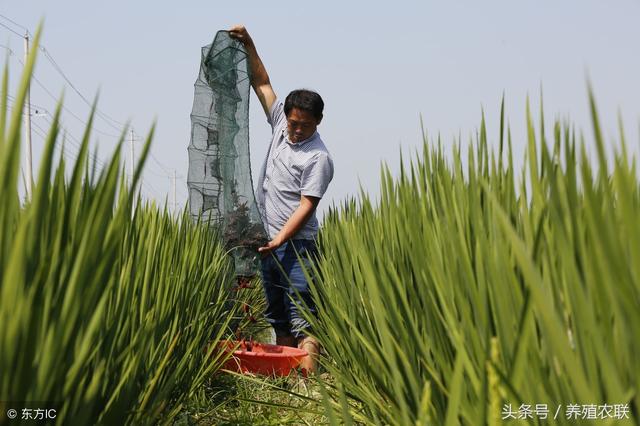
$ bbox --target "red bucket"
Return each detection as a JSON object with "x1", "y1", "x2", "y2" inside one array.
[{"x1": 220, "y1": 340, "x2": 308, "y2": 376}]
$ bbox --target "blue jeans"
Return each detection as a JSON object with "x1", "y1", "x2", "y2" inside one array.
[{"x1": 261, "y1": 239, "x2": 318, "y2": 339}]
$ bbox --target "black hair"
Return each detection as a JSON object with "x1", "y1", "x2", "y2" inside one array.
[{"x1": 284, "y1": 89, "x2": 324, "y2": 120}]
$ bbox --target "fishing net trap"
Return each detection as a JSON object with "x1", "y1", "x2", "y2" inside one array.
[{"x1": 187, "y1": 30, "x2": 267, "y2": 277}]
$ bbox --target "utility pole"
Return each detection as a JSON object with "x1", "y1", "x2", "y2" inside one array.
[
  {"x1": 172, "y1": 169, "x2": 177, "y2": 214},
  {"x1": 23, "y1": 32, "x2": 33, "y2": 199}
]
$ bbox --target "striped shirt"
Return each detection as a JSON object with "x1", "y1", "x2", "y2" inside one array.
[{"x1": 255, "y1": 99, "x2": 334, "y2": 240}]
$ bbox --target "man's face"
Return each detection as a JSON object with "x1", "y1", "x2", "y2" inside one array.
[{"x1": 286, "y1": 108, "x2": 321, "y2": 143}]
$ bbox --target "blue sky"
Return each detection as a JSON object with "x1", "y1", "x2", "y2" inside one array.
[{"x1": 2, "y1": 1, "x2": 639, "y2": 215}]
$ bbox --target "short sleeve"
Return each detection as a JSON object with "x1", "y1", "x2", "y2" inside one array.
[
  {"x1": 267, "y1": 98, "x2": 286, "y2": 130},
  {"x1": 300, "y1": 153, "x2": 334, "y2": 199}
]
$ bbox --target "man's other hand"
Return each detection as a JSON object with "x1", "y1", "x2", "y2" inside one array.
[{"x1": 229, "y1": 25, "x2": 252, "y2": 45}]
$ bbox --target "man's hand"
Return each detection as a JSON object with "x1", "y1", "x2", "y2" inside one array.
[
  {"x1": 229, "y1": 25, "x2": 252, "y2": 46},
  {"x1": 258, "y1": 238, "x2": 282, "y2": 256},
  {"x1": 258, "y1": 195, "x2": 320, "y2": 256}
]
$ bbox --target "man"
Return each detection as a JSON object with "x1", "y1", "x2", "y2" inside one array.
[{"x1": 229, "y1": 25, "x2": 334, "y2": 374}]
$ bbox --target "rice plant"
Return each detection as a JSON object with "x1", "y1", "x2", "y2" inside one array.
[
  {"x1": 310, "y1": 96, "x2": 639, "y2": 425},
  {"x1": 0, "y1": 28, "x2": 240, "y2": 425}
]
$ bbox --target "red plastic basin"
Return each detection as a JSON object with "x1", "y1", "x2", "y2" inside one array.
[{"x1": 220, "y1": 340, "x2": 308, "y2": 376}]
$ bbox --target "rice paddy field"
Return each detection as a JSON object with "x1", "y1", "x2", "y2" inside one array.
[{"x1": 2, "y1": 31, "x2": 638, "y2": 425}]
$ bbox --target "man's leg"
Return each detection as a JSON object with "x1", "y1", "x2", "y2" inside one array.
[
  {"x1": 298, "y1": 336, "x2": 320, "y2": 374},
  {"x1": 277, "y1": 335, "x2": 297, "y2": 347},
  {"x1": 282, "y1": 240, "x2": 321, "y2": 373},
  {"x1": 261, "y1": 246, "x2": 295, "y2": 344}
]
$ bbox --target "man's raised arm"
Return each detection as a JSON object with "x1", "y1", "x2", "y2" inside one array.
[{"x1": 229, "y1": 25, "x2": 277, "y2": 118}]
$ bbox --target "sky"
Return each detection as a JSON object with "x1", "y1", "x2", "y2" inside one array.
[{"x1": 2, "y1": 1, "x2": 640, "y2": 217}]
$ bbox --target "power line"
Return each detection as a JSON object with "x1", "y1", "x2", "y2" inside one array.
[
  {"x1": 38, "y1": 112, "x2": 108, "y2": 168},
  {"x1": 33, "y1": 118, "x2": 101, "y2": 166},
  {"x1": 35, "y1": 49, "x2": 125, "y2": 135},
  {"x1": 141, "y1": 180, "x2": 163, "y2": 200},
  {"x1": 33, "y1": 115, "x2": 164, "y2": 203},
  {"x1": 0, "y1": 18, "x2": 128, "y2": 135},
  {"x1": 0, "y1": 21, "x2": 23, "y2": 38},
  {"x1": 8, "y1": 52, "x2": 124, "y2": 139},
  {"x1": 150, "y1": 152, "x2": 173, "y2": 175},
  {"x1": 30, "y1": 118, "x2": 104, "y2": 172},
  {"x1": 30, "y1": 122, "x2": 46, "y2": 139},
  {"x1": 27, "y1": 58, "x2": 182, "y2": 184},
  {"x1": 131, "y1": 129, "x2": 172, "y2": 172},
  {"x1": 44, "y1": 115, "x2": 183, "y2": 198},
  {"x1": 39, "y1": 45, "x2": 126, "y2": 131},
  {"x1": 0, "y1": 13, "x2": 30, "y2": 34},
  {"x1": 34, "y1": 112, "x2": 166, "y2": 202},
  {"x1": 130, "y1": 129, "x2": 186, "y2": 182},
  {"x1": 0, "y1": 44, "x2": 14, "y2": 55},
  {"x1": 7, "y1": 94, "x2": 48, "y2": 112},
  {"x1": 32, "y1": 121, "x2": 160, "y2": 204},
  {"x1": 2, "y1": 14, "x2": 183, "y2": 203},
  {"x1": 7, "y1": 97, "x2": 70, "y2": 137}
]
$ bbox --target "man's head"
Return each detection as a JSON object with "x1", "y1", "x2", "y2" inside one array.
[{"x1": 284, "y1": 89, "x2": 323, "y2": 143}]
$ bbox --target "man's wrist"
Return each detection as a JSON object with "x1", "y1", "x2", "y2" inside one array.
[
  {"x1": 242, "y1": 37, "x2": 255, "y2": 49},
  {"x1": 272, "y1": 235, "x2": 285, "y2": 247}
]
